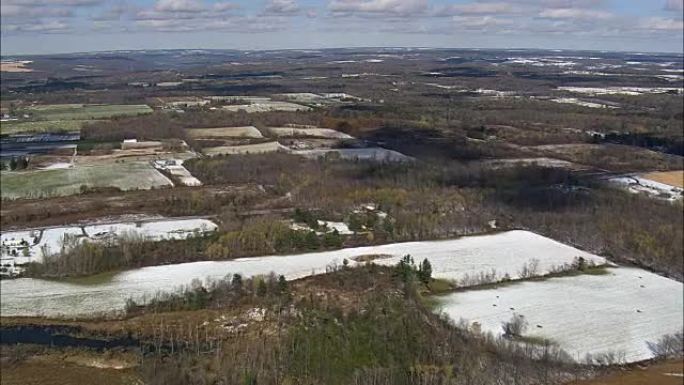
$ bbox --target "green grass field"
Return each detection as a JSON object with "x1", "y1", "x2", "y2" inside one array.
[
  {"x1": 24, "y1": 104, "x2": 152, "y2": 121},
  {"x1": 1, "y1": 160, "x2": 172, "y2": 200},
  {"x1": 0, "y1": 120, "x2": 98, "y2": 135}
]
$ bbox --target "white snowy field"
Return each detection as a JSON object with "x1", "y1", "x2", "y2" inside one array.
[
  {"x1": 1, "y1": 218, "x2": 217, "y2": 266},
  {"x1": 84, "y1": 218, "x2": 217, "y2": 241},
  {"x1": 610, "y1": 176, "x2": 683, "y2": 201},
  {"x1": 267, "y1": 127, "x2": 354, "y2": 139},
  {"x1": 549, "y1": 98, "x2": 618, "y2": 109},
  {"x1": 558, "y1": 86, "x2": 683, "y2": 96},
  {"x1": 0, "y1": 230, "x2": 604, "y2": 318},
  {"x1": 437, "y1": 267, "x2": 683, "y2": 363},
  {"x1": 294, "y1": 148, "x2": 412, "y2": 162}
]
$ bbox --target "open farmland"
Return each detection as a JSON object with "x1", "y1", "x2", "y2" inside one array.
[
  {"x1": 267, "y1": 126, "x2": 353, "y2": 139},
  {"x1": 222, "y1": 101, "x2": 311, "y2": 113},
  {"x1": 294, "y1": 148, "x2": 411, "y2": 162},
  {"x1": 24, "y1": 104, "x2": 152, "y2": 120},
  {"x1": 610, "y1": 175, "x2": 683, "y2": 201},
  {"x1": 1, "y1": 159, "x2": 172, "y2": 200},
  {"x1": 640, "y1": 170, "x2": 684, "y2": 188},
  {"x1": 0, "y1": 61, "x2": 33, "y2": 72},
  {"x1": 1, "y1": 218, "x2": 217, "y2": 276},
  {"x1": 203, "y1": 141, "x2": 287, "y2": 156},
  {"x1": 0, "y1": 230, "x2": 606, "y2": 318},
  {"x1": 186, "y1": 126, "x2": 263, "y2": 139},
  {"x1": 437, "y1": 267, "x2": 683, "y2": 363},
  {"x1": 0, "y1": 119, "x2": 96, "y2": 135}
]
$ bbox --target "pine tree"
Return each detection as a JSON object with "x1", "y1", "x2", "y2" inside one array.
[{"x1": 418, "y1": 258, "x2": 432, "y2": 285}]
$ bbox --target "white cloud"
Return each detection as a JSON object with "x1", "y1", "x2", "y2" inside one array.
[
  {"x1": 153, "y1": 0, "x2": 204, "y2": 13},
  {"x1": 3, "y1": 19, "x2": 70, "y2": 32},
  {"x1": 538, "y1": 8, "x2": 613, "y2": 20},
  {"x1": 437, "y1": 2, "x2": 515, "y2": 16},
  {"x1": 213, "y1": 2, "x2": 238, "y2": 12},
  {"x1": 263, "y1": 0, "x2": 300, "y2": 15},
  {"x1": 329, "y1": 0, "x2": 428, "y2": 16},
  {"x1": 640, "y1": 17, "x2": 684, "y2": 31},
  {"x1": 452, "y1": 15, "x2": 511, "y2": 29}
]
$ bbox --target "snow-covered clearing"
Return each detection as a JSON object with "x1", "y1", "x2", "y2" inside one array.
[
  {"x1": 294, "y1": 148, "x2": 411, "y2": 162},
  {"x1": 290, "y1": 220, "x2": 354, "y2": 235},
  {"x1": 186, "y1": 126, "x2": 263, "y2": 139},
  {"x1": 610, "y1": 176, "x2": 683, "y2": 201},
  {"x1": 479, "y1": 157, "x2": 585, "y2": 170},
  {"x1": 437, "y1": 267, "x2": 683, "y2": 363},
  {"x1": 0, "y1": 230, "x2": 604, "y2": 317},
  {"x1": 153, "y1": 159, "x2": 202, "y2": 186},
  {"x1": 549, "y1": 97, "x2": 618, "y2": 109},
  {"x1": 203, "y1": 141, "x2": 288, "y2": 156},
  {"x1": 0, "y1": 218, "x2": 217, "y2": 276},
  {"x1": 222, "y1": 100, "x2": 311, "y2": 113},
  {"x1": 267, "y1": 127, "x2": 353, "y2": 139},
  {"x1": 558, "y1": 86, "x2": 683, "y2": 96}
]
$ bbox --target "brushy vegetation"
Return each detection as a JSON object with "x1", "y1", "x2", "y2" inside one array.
[{"x1": 127, "y1": 262, "x2": 584, "y2": 385}]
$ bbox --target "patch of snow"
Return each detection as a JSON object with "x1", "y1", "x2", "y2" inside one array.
[
  {"x1": 0, "y1": 230, "x2": 605, "y2": 317},
  {"x1": 437, "y1": 267, "x2": 683, "y2": 363}
]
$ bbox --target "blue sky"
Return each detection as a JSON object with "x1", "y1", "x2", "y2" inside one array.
[{"x1": 1, "y1": 0, "x2": 683, "y2": 55}]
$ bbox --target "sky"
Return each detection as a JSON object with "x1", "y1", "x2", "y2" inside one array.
[{"x1": 1, "y1": 0, "x2": 683, "y2": 55}]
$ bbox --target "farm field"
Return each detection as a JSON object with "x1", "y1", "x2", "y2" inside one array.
[
  {"x1": 24, "y1": 104, "x2": 152, "y2": 120},
  {"x1": 0, "y1": 60, "x2": 33, "y2": 72},
  {"x1": 294, "y1": 148, "x2": 412, "y2": 162},
  {"x1": 577, "y1": 360, "x2": 683, "y2": 385},
  {"x1": 0, "y1": 119, "x2": 95, "y2": 135},
  {"x1": 0, "y1": 159, "x2": 172, "y2": 200},
  {"x1": 530, "y1": 143, "x2": 683, "y2": 171},
  {"x1": 267, "y1": 126, "x2": 353, "y2": 139},
  {"x1": 222, "y1": 101, "x2": 311, "y2": 113},
  {"x1": 0, "y1": 230, "x2": 606, "y2": 317},
  {"x1": 186, "y1": 126, "x2": 263, "y2": 139},
  {"x1": 203, "y1": 141, "x2": 287, "y2": 156},
  {"x1": 610, "y1": 175, "x2": 683, "y2": 201},
  {"x1": 640, "y1": 170, "x2": 684, "y2": 188},
  {"x1": 437, "y1": 266, "x2": 683, "y2": 363},
  {"x1": 1, "y1": 218, "x2": 218, "y2": 275}
]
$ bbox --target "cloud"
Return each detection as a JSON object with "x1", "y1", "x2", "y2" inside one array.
[
  {"x1": 435, "y1": 2, "x2": 517, "y2": 17},
  {"x1": 262, "y1": 0, "x2": 300, "y2": 15},
  {"x1": 3, "y1": 19, "x2": 70, "y2": 32},
  {"x1": 213, "y1": 2, "x2": 238, "y2": 12},
  {"x1": 664, "y1": 0, "x2": 683, "y2": 11},
  {"x1": 640, "y1": 17, "x2": 684, "y2": 31},
  {"x1": 328, "y1": 0, "x2": 428, "y2": 16},
  {"x1": 538, "y1": 8, "x2": 613, "y2": 20},
  {"x1": 539, "y1": 0, "x2": 605, "y2": 8},
  {"x1": 452, "y1": 15, "x2": 511, "y2": 29},
  {"x1": 153, "y1": 0, "x2": 204, "y2": 13}
]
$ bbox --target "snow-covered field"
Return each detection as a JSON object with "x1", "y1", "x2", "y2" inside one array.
[
  {"x1": 267, "y1": 127, "x2": 353, "y2": 139},
  {"x1": 558, "y1": 86, "x2": 683, "y2": 96},
  {"x1": 294, "y1": 148, "x2": 411, "y2": 162},
  {"x1": 479, "y1": 157, "x2": 584, "y2": 170},
  {"x1": 153, "y1": 159, "x2": 202, "y2": 186},
  {"x1": 549, "y1": 97, "x2": 618, "y2": 109},
  {"x1": 0, "y1": 218, "x2": 217, "y2": 276},
  {"x1": 203, "y1": 141, "x2": 289, "y2": 156},
  {"x1": 437, "y1": 267, "x2": 683, "y2": 363},
  {"x1": 0, "y1": 230, "x2": 604, "y2": 317},
  {"x1": 186, "y1": 126, "x2": 264, "y2": 139},
  {"x1": 222, "y1": 101, "x2": 311, "y2": 113},
  {"x1": 610, "y1": 176, "x2": 683, "y2": 201}
]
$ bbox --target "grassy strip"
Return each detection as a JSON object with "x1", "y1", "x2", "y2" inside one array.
[{"x1": 425, "y1": 265, "x2": 613, "y2": 296}]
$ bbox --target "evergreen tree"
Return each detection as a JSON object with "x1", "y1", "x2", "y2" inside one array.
[
  {"x1": 418, "y1": 258, "x2": 432, "y2": 285},
  {"x1": 277, "y1": 275, "x2": 288, "y2": 294},
  {"x1": 257, "y1": 279, "x2": 268, "y2": 297}
]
